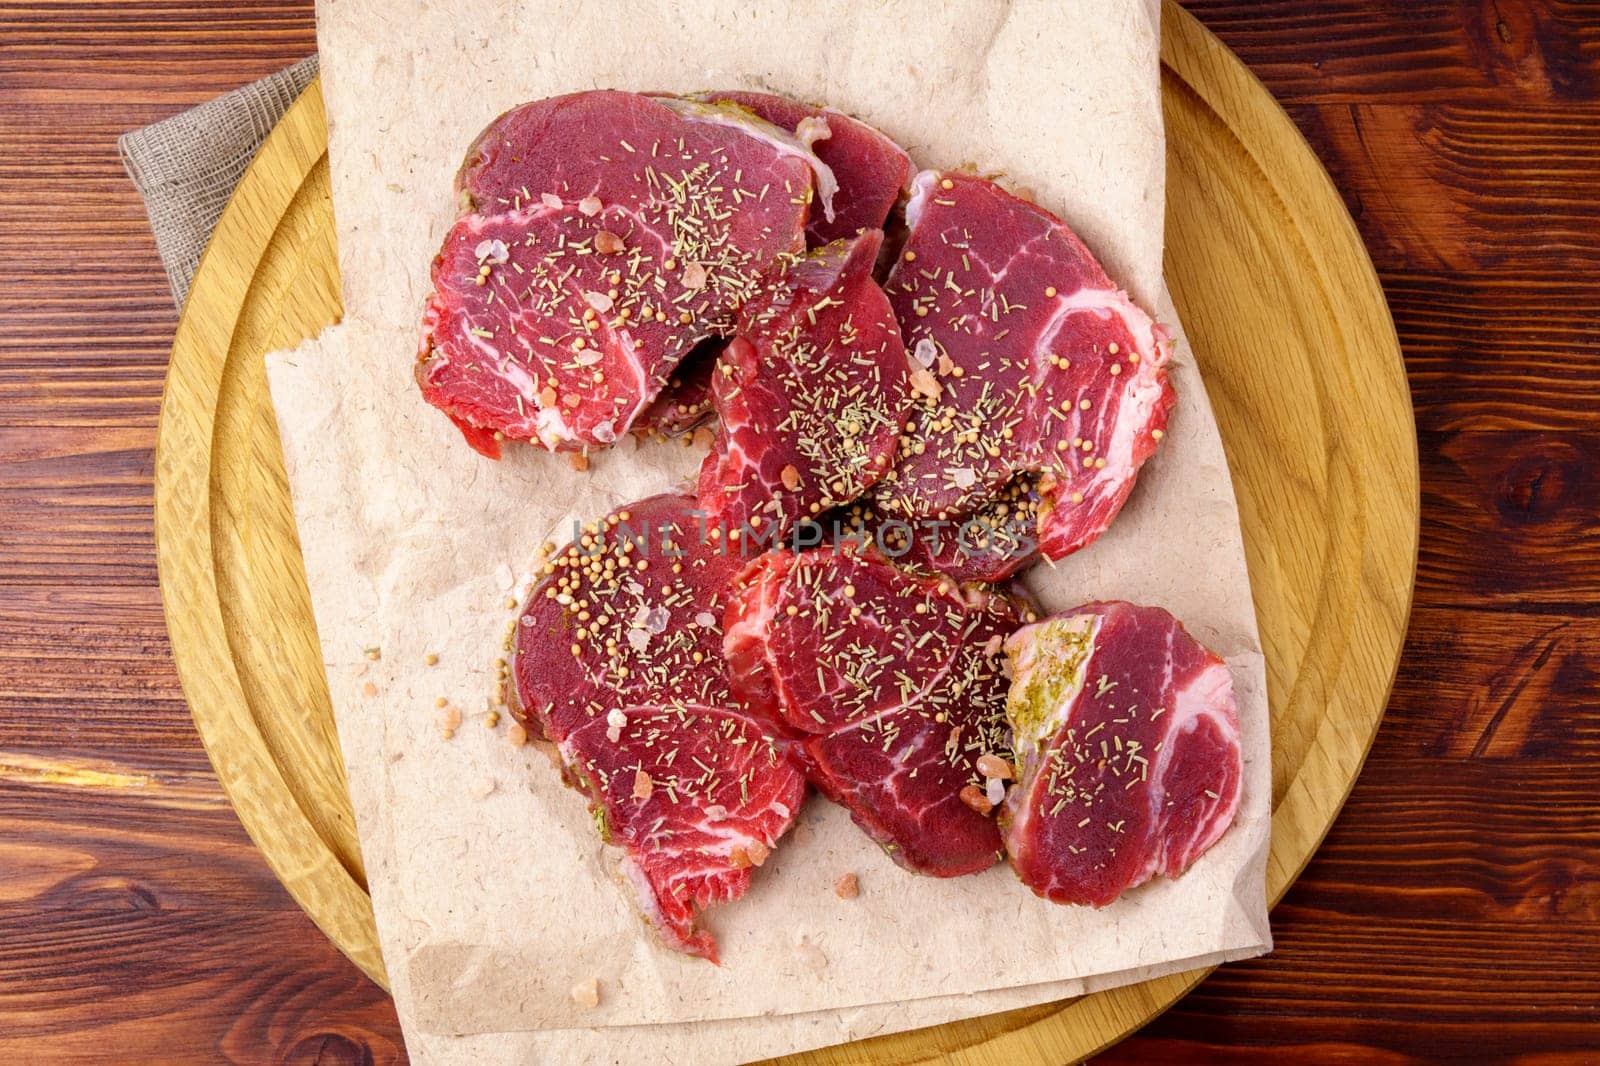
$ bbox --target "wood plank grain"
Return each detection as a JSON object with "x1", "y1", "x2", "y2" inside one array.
[
  {"x1": 1415, "y1": 430, "x2": 1600, "y2": 609},
  {"x1": 0, "y1": 771, "x2": 400, "y2": 1065},
  {"x1": 1180, "y1": 0, "x2": 1600, "y2": 105},
  {"x1": 0, "y1": 3, "x2": 316, "y2": 102},
  {"x1": 1387, "y1": 277, "x2": 1600, "y2": 432},
  {"x1": 1287, "y1": 102, "x2": 1600, "y2": 277},
  {"x1": 0, "y1": 442, "x2": 162, "y2": 587},
  {"x1": 1387, "y1": 608, "x2": 1600, "y2": 759},
  {"x1": 0, "y1": 588, "x2": 197, "y2": 756}
]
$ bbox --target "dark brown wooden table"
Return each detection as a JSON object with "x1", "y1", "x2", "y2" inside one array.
[{"x1": 2, "y1": 2, "x2": 1596, "y2": 1062}]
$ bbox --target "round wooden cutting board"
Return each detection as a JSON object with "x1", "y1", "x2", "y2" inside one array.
[{"x1": 154, "y1": 4, "x2": 1417, "y2": 1062}]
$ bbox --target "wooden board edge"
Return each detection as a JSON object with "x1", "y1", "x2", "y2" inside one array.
[{"x1": 153, "y1": 81, "x2": 388, "y2": 988}]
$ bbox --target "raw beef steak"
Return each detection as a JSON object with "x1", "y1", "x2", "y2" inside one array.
[
  {"x1": 693, "y1": 90, "x2": 912, "y2": 246},
  {"x1": 512, "y1": 493, "x2": 806, "y2": 961},
  {"x1": 697, "y1": 229, "x2": 912, "y2": 543},
  {"x1": 725, "y1": 547, "x2": 1026, "y2": 876},
  {"x1": 1001, "y1": 601, "x2": 1242, "y2": 907},
  {"x1": 418, "y1": 91, "x2": 830, "y2": 458},
  {"x1": 871, "y1": 171, "x2": 1175, "y2": 561}
]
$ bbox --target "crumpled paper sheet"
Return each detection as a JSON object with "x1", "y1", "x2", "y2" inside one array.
[{"x1": 268, "y1": 0, "x2": 1271, "y2": 1060}]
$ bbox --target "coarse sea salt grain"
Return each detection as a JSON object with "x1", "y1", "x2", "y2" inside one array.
[
  {"x1": 605, "y1": 708, "x2": 628, "y2": 743},
  {"x1": 474, "y1": 238, "x2": 509, "y2": 263}
]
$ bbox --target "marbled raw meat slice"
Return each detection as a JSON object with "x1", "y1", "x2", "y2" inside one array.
[
  {"x1": 418, "y1": 90, "x2": 829, "y2": 458},
  {"x1": 692, "y1": 89, "x2": 912, "y2": 246},
  {"x1": 724, "y1": 547, "x2": 1026, "y2": 876},
  {"x1": 511, "y1": 493, "x2": 805, "y2": 961},
  {"x1": 455, "y1": 90, "x2": 833, "y2": 224},
  {"x1": 697, "y1": 229, "x2": 912, "y2": 543},
  {"x1": 872, "y1": 171, "x2": 1175, "y2": 561},
  {"x1": 1001, "y1": 601, "x2": 1242, "y2": 907}
]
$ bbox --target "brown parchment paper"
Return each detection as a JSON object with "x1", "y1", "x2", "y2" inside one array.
[{"x1": 266, "y1": 0, "x2": 1270, "y2": 1057}]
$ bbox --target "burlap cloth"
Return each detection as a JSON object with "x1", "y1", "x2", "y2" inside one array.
[{"x1": 121, "y1": 57, "x2": 320, "y2": 304}]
